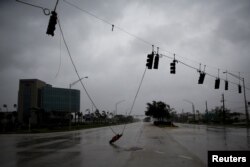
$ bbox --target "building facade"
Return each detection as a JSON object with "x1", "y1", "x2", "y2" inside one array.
[
  {"x1": 18, "y1": 79, "x2": 80, "y2": 125},
  {"x1": 18, "y1": 79, "x2": 46, "y2": 124},
  {"x1": 41, "y1": 85, "x2": 80, "y2": 113}
]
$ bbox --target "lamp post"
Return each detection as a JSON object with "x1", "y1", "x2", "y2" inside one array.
[
  {"x1": 69, "y1": 76, "x2": 88, "y2": 129},
  {"x1": 183, "y1": 99, "x2": 195, "y2": 122},
  {"x1": 223, "y1": 71, "x2": 249, "y2": 126},
  {"x1": 115, "y1": 100, "x2": 125, "y2": 115}
]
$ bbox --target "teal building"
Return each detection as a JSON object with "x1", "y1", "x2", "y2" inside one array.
[
  {"x1": 18, "y1": 79, "x2": 80, "y2": 124},
  {"x1": 41, "y1": 85, "x2": 80, "y2": 113}
]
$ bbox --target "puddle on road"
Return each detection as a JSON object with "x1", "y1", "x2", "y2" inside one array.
[
  {"x1": 110, "y1": 144, "x2": 143, "y2": 152},
  {"x1": 125, "y1": 146, "x2": 143, "y2": 151}
]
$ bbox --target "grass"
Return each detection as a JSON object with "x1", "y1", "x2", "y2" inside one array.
[{"x1": 1, "y1": 122, "x2": 134, "y2": 134}]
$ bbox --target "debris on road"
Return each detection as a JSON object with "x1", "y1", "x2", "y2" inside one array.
[{"x1": 109, "y1": 134, "x2": 123, "y2": 144}]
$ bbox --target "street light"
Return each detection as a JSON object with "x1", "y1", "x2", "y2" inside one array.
[
  {"x1": 115, "y1": 100, "x2": 125, "y2": 115},
  {"x1": 69, "y1": 76, "x2": 88, "y2": 129},
  {"x1": 223, "y1": 71, "x2": 249, "y2": 125},
  {"x1": 183, "y1": 99, "x2": 195, "y2": 121}
]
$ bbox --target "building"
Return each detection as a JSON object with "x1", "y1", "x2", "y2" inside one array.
[
  {"x1": 18, "y1": 79, "x2": 46, "y2": 124},
  {"x1": 18, "y1": 79, "x2": 80, "y2": 125},
  {"x1": 41, "y1": 84, "x2": 80, "y2": 113}
]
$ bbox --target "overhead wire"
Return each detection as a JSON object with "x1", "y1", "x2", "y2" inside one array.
[
  {"x1": 62, "y1": 0, "x2": 249, "y2": 84},
  {"x1": 54, "y1": 31, "x2": 62, "y2": 78},
  {"x1": 54, "y1": 0, "x2": 60, "y2": 11},
  {"x1": 15, "y1": 0, "x2": 250, "y2": 145},
  {"x1": 16, "y1": 0, "x2": 249, "y2": 93},
  {"x1": 122, "y1": 67, "x2": 147, "y2": 134},
  {"x1": 63, "y1": 0, "x2": 153, "y2": 46},
  {"x1": 63, "y1": 0, "x2": 112, "y2": 25},
  {"x1": 16, "y1": 0, "x2": 51, "y2": 15},
  {"x1": 16, "y1": 0, "x2": 249, "y2": 140},
  {"x1": 61, "y1": 1, "x2": 249, "y2": 135},
  {"x1": 58, "y1": 18, "x2": 118, "y2": 135},
  {"x1": 58, "y1": 19, "x2": 98, "y2": 110},
  {"x1": 161, "y1": 54, "x2": 250, "y2": 91},
  {"x1": 63, "y1": 0, "x2": 151, "y2": 135}
]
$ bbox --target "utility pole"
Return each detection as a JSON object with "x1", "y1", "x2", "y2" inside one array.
[
  {"x1": 205, "y1": 101, "x2": 208, "y2": 123},
  {"x1": 183, "y1": 99, "x2": 195, "y2": 122},
  {"x1": 182, "y1": 109, "x2": 184, "y2": 122},
  {"x1": 223, "y1": 71, "x2": 249, "y2": 126},
  {"x1": 243, "y1": 78, "x2": 249, "y2": 126},
  {"x1": 222, "y1": 94, "x2": 225, "y2": 124}
]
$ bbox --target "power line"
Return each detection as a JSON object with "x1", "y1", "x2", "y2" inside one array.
[
  {"x1": 58, "y1": 18, "x2": 119, "y2": 135},
  {"x1": 122, "y1": 67, "x2": 147, "y2": 134},
  {"x1": 63, "y1": 0, "x2": 153, "y2": 46},
  {"x1": 161, "y1": 54, "x2": 250, "y2": 91},
  {"x1": 63, "y1": 0, "x2": 112, "y2": 25},
  {"x1": 62, "y1": 0, "x2": 249, "y2": 81},
  {"x1": 16, "y1": 0, "x2": 51, "y2": 15},
  {"x1": 58, "y1": 19, "x2": 98, "y2": 110},
  {"x1": 54, "y1": 31, "x2": 62, "y2": 78}
]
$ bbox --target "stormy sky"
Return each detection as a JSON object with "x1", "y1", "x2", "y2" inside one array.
[{"x1": 0, "y1": 0, "x2": 250, "y2": 116}]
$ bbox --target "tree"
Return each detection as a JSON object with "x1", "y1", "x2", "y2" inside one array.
[
  {"x1": 145, "y1": 101, "x2": 171, "y2": 121},
  {"x1": 3, "y1": 104, "x2": 8, "y2": 112},
  {"x1": 210, "y1": 106, "x2": 230, "y2": 123},
  {"x1": 101, "y1": 110, "x2": 107, "y2": 123}
]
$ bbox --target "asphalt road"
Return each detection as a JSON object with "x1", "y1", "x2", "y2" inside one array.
[{"x1": 0, "y1": 122, "x2": 249, "y2": 167}]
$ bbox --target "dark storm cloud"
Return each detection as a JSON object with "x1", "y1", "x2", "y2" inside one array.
[{"x1": 0, "y1": 0, "x2": 249, "y2": 114}]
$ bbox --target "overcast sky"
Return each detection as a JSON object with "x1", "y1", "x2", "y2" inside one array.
[{"x1": 0, "y1": 0, "x2": 250, "y2": 116}]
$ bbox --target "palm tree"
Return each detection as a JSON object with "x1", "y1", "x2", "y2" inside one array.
[
  {"x1": 101, "y1": 110, "x2": 108, "y2": 123},
  {"x1": 13, "y1": 104, "x2": 17, "y2": 112},
  {"x1": 145, "y1": 101, "x2": 171, "y2": 121},
  {"x1": 3, "y1": 104, "x2": 8, "y2": 112},
  {"x1": 78, "y1": 112, "x2": 82, "y2": 124}
]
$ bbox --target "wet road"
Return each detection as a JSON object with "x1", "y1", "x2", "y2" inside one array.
[{"x1": 0, "y1": 122, "x2": 249, "y2": 167}]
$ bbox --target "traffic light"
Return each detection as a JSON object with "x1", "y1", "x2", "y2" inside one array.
[
  {"x1": 238, "y1": 85, "x2": 242, "y2": 93},
  {"x1": 198, "y1": 72, "x2": 206, "y2": 84},
  {"x1": 225, "y1": 80, "x2": 228, "y2": 90},
  {"x1": 146, "y1": 52, "x2": 154, "y2": 69},
  {"x1": 170, "y1": 60, "x2": 176, "y2": 74},
  {"x1": 46, "y1": 11, "x2": 57, "y2": 36},
  {"x1": 215, "y1": 78, "x2": 220, "y2": 89},
  {"x1": 153, "y1": 54, "x2": 159, "y2": 69}
]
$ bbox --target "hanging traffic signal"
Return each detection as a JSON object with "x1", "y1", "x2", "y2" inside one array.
[
  {"x1": 238, "y1": 85, "x2": 242, "y2": 93},
  {"x1": 146, "y1": 52, "x2": 154, "y2": 69},
  {"x1": 225, "y1": 80, "x2": 228, "y2": 90},
  {"x1": 153, "y1": 54, "x2": 159, "y2": 69},
  {"x1": 215, "y1": 78, "x2": 220, "y2": 89},
  {"x1": 46, "y1": 11, "x2": 57, "y2": 36},
  {"x1": 198, "y1": 72, "x2": 206, "y2": 84},
  {"x1": 170, "y1": 60, "x2": 176, "y2": 74}
]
